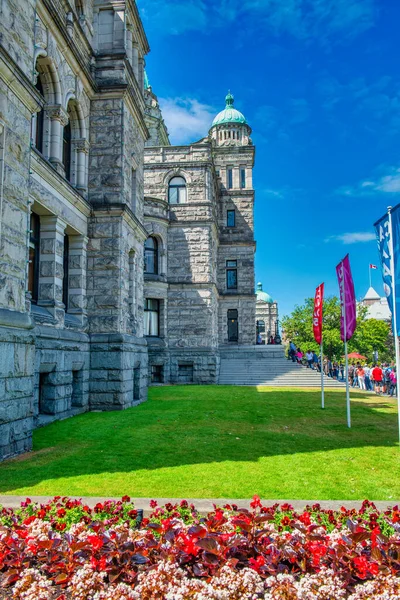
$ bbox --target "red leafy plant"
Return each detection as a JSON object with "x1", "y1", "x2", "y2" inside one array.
[{"x1": 0, "y1": 497, "x2": 399, "y2": 598}]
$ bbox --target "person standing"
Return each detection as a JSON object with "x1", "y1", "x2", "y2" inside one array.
[
  {"x1": 339, "y1": 363, "x2": 344, "y2": 381},
  {"x1": 289, "y1": 341, "x2": 297, "y2": 362},
  {"x1": 357, "y1": 365, "x2": 366, "y2": 390},
  {"x1": 364, "y1": 365, "x2": 372, "y2": 391},
  {"x1": 371, "y1": 364, "x2": 383, "y2": 394},
  {"x1": 390, "y1": 367, "x2": 397, "y2": 397},
  {"x1": 306, "y1": 350, "x2": 314, "y2": 369}
]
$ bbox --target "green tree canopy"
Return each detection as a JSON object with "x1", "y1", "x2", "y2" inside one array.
[{"x1": 282, "y1": 296, "x2": 392, "y2": 362}]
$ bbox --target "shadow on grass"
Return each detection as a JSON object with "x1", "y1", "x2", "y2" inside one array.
[{"x1": 0, "y1": 386, "x2": 397, "y2": 493}]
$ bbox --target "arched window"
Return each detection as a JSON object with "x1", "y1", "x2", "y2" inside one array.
[
  {"x1": 168, "y1": 176, "x2": 186, "y2": 204},
  {"x1": 63, "y1": 114, "x2": 72, "y2": 181},
  {"x1": 144, "y1": 236, "x2": 158, "y2": 274},
  {"x1": 35, "y1": 76, "x2": 44, "y2": 153}
]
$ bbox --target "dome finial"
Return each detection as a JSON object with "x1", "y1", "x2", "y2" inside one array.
[
  {"x1": 225, "y1": 90, "x2": 234, "y2": 108},
  {"x1": 257, "y1": 282, "x2": 262, "y2": 291}
]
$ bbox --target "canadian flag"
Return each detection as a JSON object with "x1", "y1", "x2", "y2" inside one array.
[{"x1": 369, "y1": 264, "x2": 378, "y2": 270}]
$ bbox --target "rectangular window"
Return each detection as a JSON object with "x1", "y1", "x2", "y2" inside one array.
[
  {"x1": 178, "y1": 363, "x2": 194, "y2": 383},
  {"x1": 215, "y1": 169, "x2": 220, "y2": 177},
  {"x1": 144, "y1": 298, "x2": 159, "y2": 336},
  {"x1": 240, "y1": 168, "x2": 246, "y2": 189},
  {"x1": 62, "y1": 234, "x2": 69, "y2": 310},
  {"x1": 227, "y1": 209, "x2": 236, "y2": 227},
  {"x1": 28, "y1": 213, "x2": 40, "y2": 303},
  {"x1": 151, "y1": 365, "x2": 163, "y2": 383},
  {"x1": 226, "y1": 260, "x2": 238, "y2": 289},
  {"x1": 131, "y1": 168, "x2": 137, "y2": 213},
  {"x1": 227, "y1": 168, "x2": 233, "y2": 189}
]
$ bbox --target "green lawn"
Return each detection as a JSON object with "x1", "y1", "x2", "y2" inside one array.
[{"x1": 0, "y1": 386, "x2": 399, "y2": 500}]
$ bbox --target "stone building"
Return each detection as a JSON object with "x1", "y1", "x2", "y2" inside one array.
[
  {"x1": 0, "y1": 0, "x2": 256, "y2": 461},
  {"x1": 255, "y1": 282, "x2": 278, "y2": 344},
  {"x1": 360, "y1": 287, "x2": 391, "y2": 321},
  {"x1": 143, "y1": 90, "x2": 256, "y2": 384}
]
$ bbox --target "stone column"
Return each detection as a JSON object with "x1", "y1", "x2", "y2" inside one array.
[
  {"x1": 132, "y1": 41, "x2": 139, "y2": 82},
  {"x1": 138, "y1": 57, "x2": 144, "y2": 92},
  {"x1": 38, "y1": 215, "x2": 66, "y2": 326},
  {"x1": 75, "y1": 138, "x2": 89, "y2": 192},
  {"x1": 68, "y1": 234, "x2": 88, "y2": 327},
  {"x1": 47, "y1": 106, "x2": 69, "y2": 175},
  {"x1": 126, "y1": 25, "x2": 133, "y2": 65}
]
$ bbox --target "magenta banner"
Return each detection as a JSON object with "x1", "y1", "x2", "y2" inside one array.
[{"x1": 336, "y1": 254, "x2": 357, "y2": 342}]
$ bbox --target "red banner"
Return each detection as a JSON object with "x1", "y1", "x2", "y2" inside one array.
[{"x1": 313, "y1": 283, "x2": 324, "y2": 345}]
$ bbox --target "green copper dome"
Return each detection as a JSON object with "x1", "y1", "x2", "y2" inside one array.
[
  {"x1": 211, "y1": 91, "x2": 247, "y2": 127},
  {"x1": 256, "y1": 282, "x2": 273, "y2": 304}
]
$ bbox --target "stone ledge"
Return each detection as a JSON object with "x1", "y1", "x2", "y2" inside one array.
[{"x1": 0, "y1": 308, "x2": 33, "y2": 330}]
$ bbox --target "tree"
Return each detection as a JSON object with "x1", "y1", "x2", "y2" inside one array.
[
  {"x1": 282, "y1": 296, "x2": 343, "y2": 358},
  {"x1": 350, "y1": 317, "x2": 391, "y2": 362},
  {"x1": 282, "y1": 296, "x2": 393, "y2": 361}
]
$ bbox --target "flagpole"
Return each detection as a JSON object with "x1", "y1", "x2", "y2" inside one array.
[
  {"x1": 321, "y1": 339, "x2": 324, "y2": 409},
  {"x1": 388, "y1": 206, "x2": 400, "y2": 446},
  {"x1": 369, "y1": 265, "x2": 372, "y2": 289},
  {"x1": 343, "y1": 279, "x2": 351, "y2": 428}
]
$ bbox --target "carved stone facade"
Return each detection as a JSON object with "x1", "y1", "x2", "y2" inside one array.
[{"x1": 0, "y1": 0, "x2": 257, "y2": 461}]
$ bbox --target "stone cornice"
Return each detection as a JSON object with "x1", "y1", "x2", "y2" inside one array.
[
  {"x1": 91, "y1": 204, "x2": 148, "y2": 241},
  {"x1": 0, "y1": 47, "x2": 43, "y2": 113},
  {"x1": 144, "y1": 214, "x2": 169, "y2": 224},
  {"x1": 144, "y1": 195, "x2": 168, "y2": 208},
  {"x1": 30, "y1": 148, "x2": 91, "y2": 217},
  {"x1": 144, "y1": 161, "x2": 213, "y2": 169},
  {"x1": 219, "y1": 241, "x2": 256, "y2": 247}
]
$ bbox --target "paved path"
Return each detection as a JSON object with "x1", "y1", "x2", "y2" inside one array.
[{"x1": 0, "y1": 496, "x2": 397, "y2": 514}]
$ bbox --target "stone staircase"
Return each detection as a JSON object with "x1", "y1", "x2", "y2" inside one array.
[{"x1": 218, "y1": 346, "x2": 345, "y2": 388}]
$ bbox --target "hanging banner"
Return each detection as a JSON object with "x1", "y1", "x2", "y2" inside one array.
[
  {"x1": 374, "y1": 204, "x2": 400, "y2": 335},
  {"x1": 313, "y1": 283, "x2": 324, "y2": 345},
  {"x1": 336, "y1": 254, "x2": 357, "y2": 342}
]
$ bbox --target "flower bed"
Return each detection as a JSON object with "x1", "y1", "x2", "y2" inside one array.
[{"x1": 0, "y1": 496, "x2": 400, "y2": 599}]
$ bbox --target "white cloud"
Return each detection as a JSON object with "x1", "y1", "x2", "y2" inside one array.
[
  {"x1": 141, "y1": 0, "x2": 376, "y2": 42},
  {"x1": 336, "y1": 166, "x2": 400, "y2": 197},
  {"x1": 325, "y1": 232, "x2": 376, "y2": 244},
  {"x1": 158, "y1": 97, "x2": 215, "y2": 144}
]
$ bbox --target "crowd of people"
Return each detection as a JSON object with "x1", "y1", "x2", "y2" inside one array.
[{"x1": 287, "y1": 341, "x2": 397, "y2": 396}]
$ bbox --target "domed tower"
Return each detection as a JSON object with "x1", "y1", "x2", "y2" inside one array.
[
  {"x1": 211, "y1": 91, "x2": 256, "y2": 346},
  {"x1": 209, "y1": 91, "x2": 252, "y2": 147},
  {"x1": 255, "y1": 283, "x2": 279, "y2": 344}
]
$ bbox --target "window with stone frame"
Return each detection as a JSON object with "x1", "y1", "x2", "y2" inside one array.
[
  {"x1": 227, "y1": 167, "x2": 233, "y2": 189},
  {"x1": 227, "y1": 209, "x2": 236, "y2": 227},
  {"x1": 144, "y1": 298, "x2": 159, "y2": 336},
  {"x1": 62, "y1": 115, "x2": 72, "y2": 181},
  {"x1": 144, "y1": 236, "x2": 158, "y2": 274},
  {"x1": 151, "y1": 364, "x2": 163, "y2": 383},
  {"x1": 168, "y1": 176, "x2": 187, "y2": 204},
  {"x1": 62, "y1": 234, "x2": 69, "y2": 310},
  {"x1": 240, "y1": 167, "x2": 246, "y2": 189},
  {"x1": 226, "y1": 260, "x2": 238, "y2": 289},
  {"x1": 28, "y1": 212, "x2": 40, "y2": 303},
  {"x1": 131, "y1": 168, "x2": 137, "y2": 213},
  {"x1": 34, "y1": 75, "x2": 45, "y2": 153}
]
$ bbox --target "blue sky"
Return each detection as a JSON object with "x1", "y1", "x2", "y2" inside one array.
[{"x1": 140, "y1": 0, "x2": 400, "y2": 317}]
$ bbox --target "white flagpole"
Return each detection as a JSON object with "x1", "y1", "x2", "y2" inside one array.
[
  {"x1": 388, "y1": 206, "x2": 400, "y2": 447},
  {"x1": 321, "y1": 339, "x2": 324, "y2": 409},
  {"x1": 369, "y1": 265, "x2": 372, "y2": 289},
  {"x1": 342, "y1": 270, "x2": 351, "y2": 428}
]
